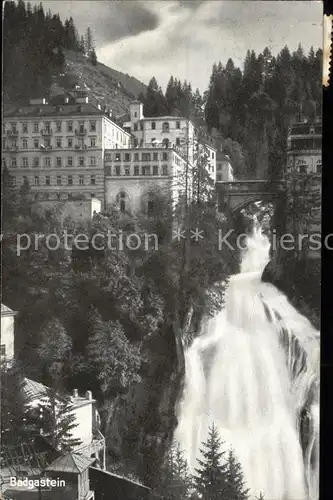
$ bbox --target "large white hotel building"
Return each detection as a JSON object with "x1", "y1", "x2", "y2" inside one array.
[{"x1": 3, "y1": 94, "x2": 220, "y2": 217}]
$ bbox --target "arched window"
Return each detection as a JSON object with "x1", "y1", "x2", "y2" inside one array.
[
  {"x1": 316, "y1": 161, "x2": 322, "y2": 174},
  {"x1": 117, "y1": 191, "x2": 128, "y2": 213},
  {"x1": 162, "y1": 138, "x2": 169, "y2": 148},
  {"x1": 162, "y1": 122, "x2": 170, "y2": 133}
]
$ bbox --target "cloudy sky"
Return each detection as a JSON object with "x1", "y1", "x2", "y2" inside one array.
[{"x1": 36, "y1": 1, "x2": 322, "y2": 93}]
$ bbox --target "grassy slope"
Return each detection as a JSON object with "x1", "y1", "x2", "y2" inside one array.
[{"x1": 50, "y1": 50, "x2": 147, "y2": 116}]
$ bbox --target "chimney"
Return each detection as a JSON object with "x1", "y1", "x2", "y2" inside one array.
[
  {"x1": 85, "y1": 390, "x2": 92, "y2": 400},
  {"x1": 73, "y1": 389, "x2": 78, "y2": 398}
]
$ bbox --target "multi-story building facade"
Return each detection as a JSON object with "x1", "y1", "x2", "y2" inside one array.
[
  {"x1": 286, "y1": 121, "x2": 322, "y2": 174},
  {"x1": 2, "y1": 94, "x2": 131, "y2": 207},
  {"x1": 104, "y1": 146, "x2": 189, "y2": 214},
  {"x1": 216, "y1": 152, "x2": 234, "y2": 182},
  {"x1": 123, "y1": 102, "x2": 216, "y2": 179}
]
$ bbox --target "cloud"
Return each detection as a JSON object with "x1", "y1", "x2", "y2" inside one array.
[{"x1": 34, "y1": 1, "x2": 322, "y2": 93}]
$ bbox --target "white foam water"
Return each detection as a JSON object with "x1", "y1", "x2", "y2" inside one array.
[{"x1": 175, "y1": 228, "x2": 319, "y2": 499}]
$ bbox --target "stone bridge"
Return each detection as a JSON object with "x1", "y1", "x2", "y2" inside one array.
[{"x1": 216, "y1": 180, "x2": 285, "y2": 213}]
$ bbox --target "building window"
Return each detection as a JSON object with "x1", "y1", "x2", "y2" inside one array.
[
  {"x1": 115, "y1": 166, "x2": 120, "y2": 176},
  {"x1": 0, "y1": 345, "x2": 6, "y2": 357},
  {"x1": 162, "y1": 122, "x2": 170, "y2": 132},
  {"x1": 90, "y1": 121, "x2": 96, "y2": 132},
  {"x1": 162, "y1": 139, "x2": 170, "y2": 149},
  {"x1": 78, "y1": 156, "x2": 85, "y2": 166},
  {"x1": 115, "y1": 153, "x2": 121, "y2": 161},
  {"x1": 33, "y1": 123, "x2": 39, "y2": 133},
  {"x1": 153, "y1": 165, "x2": 158, "y2": 175},
  {"x1": 176, "y1": 121, "x2": 180, "y2": 129},
  {"x1": 162, "y1": 165, "x2": 168, "y2": 175},
  {"x1": 44, "y1": 157, "x2": 51, "y2": 167},
  {"x1": 316, "y1": 162, "x2": 322, "y2": 173},
  {"x1": 90, "y1": 137, "x2": 96, "y2": 147},
  {"x1": 105, "y1": 153, "x2": 111, "y2": 161},
  {"x1": 119, "y1": 192, "x2": 126, "y2": 213},
  {"x1": 124, "y1": 167, "x2": 130, "y2": 176},
  {"x1": 147, "y1": 200, "x2": 155, "y2": 216},
  {"x1": 56, "y1": 138, "x2": 62, "y2": 148},
  {"x1": 142, "y1": 153, "x2": 151, "y2": 162},
  {"x1": 11, "y1": 157, "x2": 17, "y2": 167},
  {"x1": 162, "y1": 152, "x2": 168, "y2": 161},
  {"x1": 12, "y1": 139, "x2": 17, "y2": 148},
  {"x1": 68, "y1": 156, "x2": 73, "y2": 167},
  {"x1": 176, "y1": 138, "x2": 180, "y2": 146},
  {"x1": 140, "y1": 122, "x2": 143, "y2": 131},
  {"x1": 212, "y1": 152, "x2": 215, "y2": 159},
  {"x1": 134, "y1": 153, "x2": 139, "y2": 161},
  {"x1": 33, "y1": 157, "x2": 39, "y2": 167},
  {"x1": 134, "y1": 123, "x2": 138, "y2": 132},
  {"x1": 45, "y1": 138, "x2": 51, "y2": 147},
  {"x1": 45, "y1": 176, "x2": 50, "y2": 186},
  {"x1": 56, "y1": 121, "x2": 62, "y2": 132},
  {"x1": 67, "y1": 121, "x2": 73, "y2": 132},
  {"x1": 22, "y1": 139, "x2": 28, "y2": 149},
  {"x1": 11, "y1": 176, "x2": 16, "y2": 186},
  {"x1": 134, "y1": 165, "x2": 139, "y2": 176},
  {"x1": 90, "y1": 156, "x2": 96, "y2": 166},
  {"x1": 44, "y1": 122, "x2": 51, "y2": 133},
  {"x1": 142, "y1": 165, "x2": 150, "y2": 176},
  {"x1": 152, "y1": 121, "x2": 156, "y2": 130},
  {"x1": 217, "y1": 163, "x2": 222, "y2": 171},
  {"x1": 90, "y1": 175, "x2": 96, "y2": 185},
  {"x1": 68, "y1": 138, "x2": 73, "y2": 147},
  {"x1": 34, "y1": 176, "x2": 39, "y2": 186},
  {"x1": 22, "y1": 123, "x2": 28, "y2": 133},
  {"x1": 56, "y1": 157, "x2": 62, "y2": 167},
  {"x1": 79, "y1": 175, "x2": 84, "y2": 185},
  {"x1": 124, "y1": 153, "x2": 130, "y2": 162},
  {"x1": 22, "y1": 157, "x2": 29, "y2": 168},
  {"x1": 153, "y1": 153, "x2": 158, "y2": 161},
  {"x1": 67, "y1": 175, "x2": 73, "y2": 185},
  {"x1": 56, "y1": 176, "x2": 62, "y2": 185},
  {"x1": 217, "y1": 174, "x2": 222, "y2": 182}
]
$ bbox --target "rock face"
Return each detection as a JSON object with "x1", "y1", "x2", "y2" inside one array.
[
  {"x1": 104, "y1": 320, "x2": 185, "y2": 487},
  {"x1": 262, "y1": 174, "x2": 321, "y2": 329}
]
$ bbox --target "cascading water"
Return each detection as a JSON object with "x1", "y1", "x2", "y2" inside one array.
[{"x1": 175, "y1": 227, "x2": 319, "y2": 500}]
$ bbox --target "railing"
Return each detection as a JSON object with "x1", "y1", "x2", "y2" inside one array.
[
  {"x1": 40, "y1": 145, "x2": 52, "y2": 151},
  {"x1": 75, "y1": 144, "x2": 88, "y2": 150},
  {"x1": 5, "y1": 146, "x2": 18, "y2": 151},
  {"x1": 75, "y1": 129, "x2": 87, "y2": 136},
  {"x1": 41, "y1": 129, "x2": 53, "y2": 136},
  {"x1": 6, "y1": 130, "x2": 19, "y2": 136},
  {"x1": 74, "y1": 429, "x2": 105, "y2": 459}
]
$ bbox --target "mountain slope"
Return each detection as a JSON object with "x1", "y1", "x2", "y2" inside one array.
[{"x1": 51, "y1": 50, "x2": 147, "y2": 116}]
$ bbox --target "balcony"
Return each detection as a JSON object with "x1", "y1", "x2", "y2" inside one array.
[
  {"x1": 75, "y1": 128, "x2": 87, "y2": 136},
  {"x1": 41, "y1": 129, "x2": 53, "y2": 136},
  {"x1": 75, "y1": 429, "x2": 105, "y2": 463},
  {"x1": 75, "y1": 144, "x2": 88, "y2": 150},
  {"x1": 5, "y1": 146, "x2": 18, "y2": 151},
  {"x1": 40, "y1": 145, "x2": 52, "y2": 151},
  {"x1": 6, "y1": 130, "x2": 19, "y2": 137}
]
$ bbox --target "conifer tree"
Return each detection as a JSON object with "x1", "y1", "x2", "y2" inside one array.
[
  {"x1": 89, "y1": 47, "x2": 98, "y2": 66},
  {"x1": 225, "y1": 449, "x2": 250, "y2": 500},
  {"x1": 37, "y1": 387, "x2": 82, "y2": 451},
  {"x1": 193, "y1": 423, "x2": 229, "y2": 500},
  {"x1": 157, "y1": 442, "x2": 192, "y2": 499}
]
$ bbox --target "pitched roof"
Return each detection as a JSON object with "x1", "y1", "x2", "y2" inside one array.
[
  {"x1": 45, "y1": 452, "x2": 95, "y2": 474},
  {"x1": 1, "y1": 303, "x2": 16, "y2": 315},
  {"x1": 21, "y1": 377, "x2": 49, "y2": 402}
]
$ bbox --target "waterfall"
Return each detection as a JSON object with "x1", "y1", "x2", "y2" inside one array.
[{"x1": 175, "y1": 228, "x2": 320, "y2": 500}]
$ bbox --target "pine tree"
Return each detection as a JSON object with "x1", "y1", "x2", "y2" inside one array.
[
  {"x1": 225, "y1": 449, "x2": 250, "y2": 500},
  {"x1": 193, "y1": 423, "x2": 229, "y2": 500},
  {"x1": 157, "y1": 442, "x2": 192, "y2": 499},
  {"x1": 89, "y1": 47, "x2": 98, "y2": 66},
  {"x1": 256, "y1": 492, "x2": 265, "y2": 500},
  {"x1": 0, "y1": 360, "x2": 37, "y2": 447},
  {"x1": 144, "y1": 77, "x2": 168, "y2": 116},
  {"x1": 37, "y1": 387, "x2": 82, "y2": 451},
  {"x1": 84, "y1": 27, "x2": 95, "y2": 55}
]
